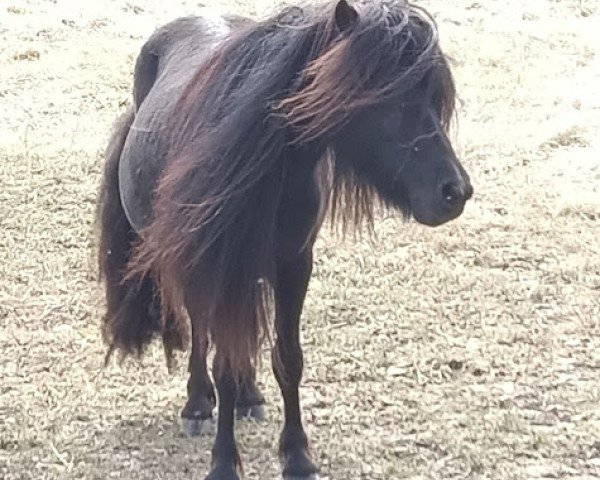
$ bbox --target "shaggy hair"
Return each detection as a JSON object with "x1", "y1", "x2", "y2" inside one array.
[{"x1": 113, "y1": 0, "x2": 455, "y2": 374}]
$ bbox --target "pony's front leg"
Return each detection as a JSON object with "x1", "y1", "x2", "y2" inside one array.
[
  {"x1": 273, "y1": 250, "x2": 319, "y2": 480},
  {"x1": 181, "y1": 326, "x2": 216, "y2": 436},
  {"x1": 205, "y1": 358, "x2": 241, "y2": 480}
]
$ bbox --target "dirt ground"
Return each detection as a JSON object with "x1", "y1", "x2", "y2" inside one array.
[{"x1": 1, "y1": 0, "x2": 599, "y2": 479}]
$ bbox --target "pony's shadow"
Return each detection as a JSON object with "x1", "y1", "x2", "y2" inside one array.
[
  {"x1": 97, "y1": 410, "x2": 281, "y2": 479},
  {"x1": 96, "y1": 411, "x2": 211, "y2": 477}
]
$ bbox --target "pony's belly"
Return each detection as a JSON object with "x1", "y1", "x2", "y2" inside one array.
[{"x1": 118, "y1": 123, "x2": 166, "y2": 233}]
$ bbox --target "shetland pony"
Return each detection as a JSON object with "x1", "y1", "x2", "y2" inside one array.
[{"x1": 97, "y1": 1, "x2": 472, "y2": 478}]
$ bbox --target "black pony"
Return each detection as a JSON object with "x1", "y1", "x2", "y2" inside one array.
[{"x1": 97, "y1": 1, "x2": 472, "y2": 478}]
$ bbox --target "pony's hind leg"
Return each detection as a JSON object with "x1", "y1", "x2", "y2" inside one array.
[
  {"x1": 181, "y1": 326, "x2": 216, "y2": 437},
  {"x1": 236, "y1": 354, "x2": 266, "y2": 422},
  {"x1": 182, "y1": 320, "x2": 266, "y2": 437}
]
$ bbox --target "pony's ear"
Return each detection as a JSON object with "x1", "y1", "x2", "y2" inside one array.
[{"x1": 334, "y1": 0, "x2": 359, "y2": 33}]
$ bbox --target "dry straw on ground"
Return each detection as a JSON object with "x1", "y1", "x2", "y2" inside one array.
[{"x1": 1, "y1": 0, "x2": 599, "y2": 479}]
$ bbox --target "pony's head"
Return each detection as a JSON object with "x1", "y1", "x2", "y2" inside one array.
[
  {"x1": 333, "y1": 59, "x2": 473, "y2": 227},
  {"x1": 280, "y1": 0, "x2": 473, "y2": 226}
]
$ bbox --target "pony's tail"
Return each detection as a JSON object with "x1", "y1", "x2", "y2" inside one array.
[{"x1": 97, "y1": 107, "x2": 187, "y2": 369}]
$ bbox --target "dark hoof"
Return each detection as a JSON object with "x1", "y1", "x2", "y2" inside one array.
[
  {"x1": 236, "y1": 403, "x2": 266, "y2": 421},
  {"x1": 205, "y1": 465, "x2": 240, "y2": 480},
  {"x1": 284, "y1": 475, "x2": 319, "y2": 480},
  {"x1": 181, "y1": 414, "x2": 214, "y2": 437},
  {"x1": 281, "y1": 451, "x2": 319, "y2": 480}
]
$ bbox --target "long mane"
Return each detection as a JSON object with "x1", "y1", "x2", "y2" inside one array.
[{"x1": 129, "y1": 1, "x2": 455, "y2": 373}]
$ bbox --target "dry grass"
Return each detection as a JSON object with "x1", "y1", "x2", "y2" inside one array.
[{"x1": 1, "y1": 0, "x2": 599, "y2": 479}]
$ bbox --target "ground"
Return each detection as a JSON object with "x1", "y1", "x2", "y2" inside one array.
[{"x1": 1, "y1": 0, "x2": 599, "y2": 479}]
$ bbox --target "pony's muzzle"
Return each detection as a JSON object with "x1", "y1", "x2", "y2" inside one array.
[{"x1": 413, "y1": 178, "x2": 473, "y2": 226}]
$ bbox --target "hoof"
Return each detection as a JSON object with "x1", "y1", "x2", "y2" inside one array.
[
  {"x1": 205, "y1": 465, "x2": 240, "y2": 480},
  {"x1": 281, "y1": 453, "x2": 319, "y2": 480},
  {"x1": 181, "y1": 414, "x2": 215, "y2": 437},
  {"x1": 284, "y1": 475, "x2": 320, "y2": 480},
  {"x1": 236, "y1": 403, "x2": 266, "y2": 421}
]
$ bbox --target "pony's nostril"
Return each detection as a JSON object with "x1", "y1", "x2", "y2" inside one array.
[{"x1": 441, "y1": 182, "x2": 464, "y2": 206}]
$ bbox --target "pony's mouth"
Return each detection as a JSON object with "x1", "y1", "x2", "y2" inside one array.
[{"x1": 411, "y1": 200, "x2": 467, "y2": 227}]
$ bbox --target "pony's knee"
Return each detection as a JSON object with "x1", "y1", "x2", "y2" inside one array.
[{"x1": 272, "y1": 343, "x2": 304, "y2": 386}]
